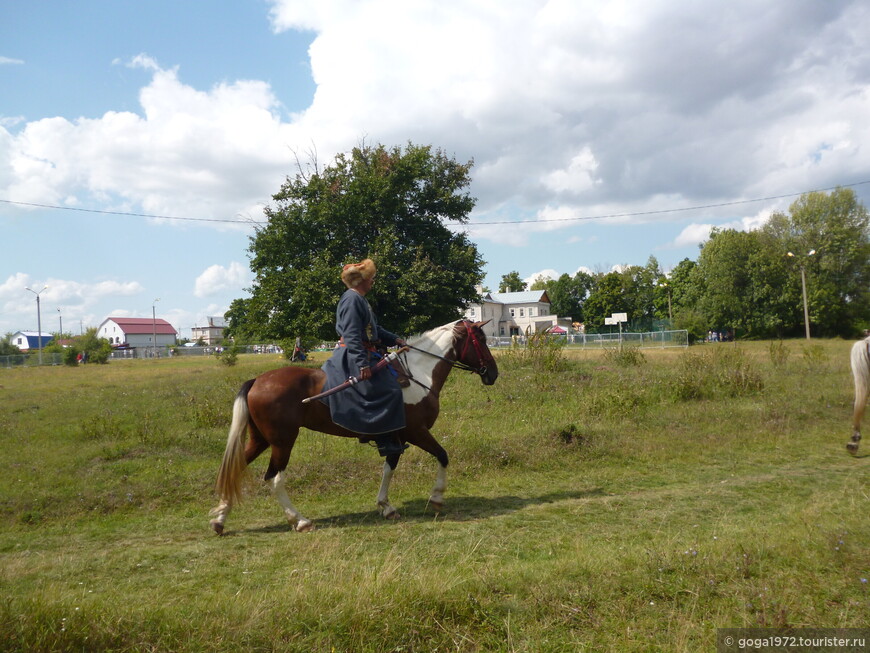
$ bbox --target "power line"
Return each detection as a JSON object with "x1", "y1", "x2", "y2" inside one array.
[{"x1": 2, "y1": 179, "x2": 868, "y2": 227}]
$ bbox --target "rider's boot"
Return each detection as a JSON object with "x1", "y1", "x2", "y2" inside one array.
[{"x1": 373, "y1": 431, "x2": 409, "y2": 457}]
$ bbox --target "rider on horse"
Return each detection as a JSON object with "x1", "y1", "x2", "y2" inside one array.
[{"x1": 320, "y1": 259, "x2": 409, "y2": 457}]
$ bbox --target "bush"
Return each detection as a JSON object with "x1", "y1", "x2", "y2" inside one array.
[{"x1": 215, "y1": 344, "x2": 239, "y2": 366}]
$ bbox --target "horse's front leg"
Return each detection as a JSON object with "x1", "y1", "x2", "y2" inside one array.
[{"x1": 377, "y1": 454, "x2": 402, "y2": 519}]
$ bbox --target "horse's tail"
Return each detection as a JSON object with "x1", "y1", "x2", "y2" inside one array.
[
  {"x1": 214, "y1": 379, "x2": 256, "y2": 507},
  {"x1": 851, "y1": 337, "x2": 870, "y2": 430}
]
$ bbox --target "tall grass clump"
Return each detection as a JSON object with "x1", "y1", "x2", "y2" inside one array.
[
  {"x1": 602, "y1": 345, "x2": 646, "y2": 367},
  {"x1": 501, "y1": 331, "x2": 566, "y2": 372},
  {"x1": 767, "y1": 340, "x2": 790, "y2": 368},
  {"x1": 673, "y1": 344, "x2": 763, "y2": 400},
  {"x1": 801, "y1": 342, "x2": 828, "y2": 367}
]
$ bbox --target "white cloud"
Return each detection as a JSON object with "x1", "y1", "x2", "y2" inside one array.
[
  {"x1": 0, "y1": 57, "x2": 24, "y2": 65},
  {"x1": 0, "y1": 273, "x2": 144, "y2": 334},
  {"x1": 194, "y1": 262, "x2": 250, "y2": 297},
  {"x1": 1, "y1": 0, "x2": 869, "y2": 260},
  {"x1": 671, "y1": 223, "x2": 715, "y2": 249},
  {"x1": 525, "y1": 269, "x2": 560, "y2": 286}
]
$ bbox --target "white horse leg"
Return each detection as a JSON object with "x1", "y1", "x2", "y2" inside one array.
[
  {"x1": 848, "y1": 338, "x2": 869, "y2": 455},
  {"x1": 270, "y1": 471, "x2": 314, "y2": 532},
  {"x1": 377, "y1": 460, "x2": 400, "y2": 519},
  {"x1": 428, "y1": 464, "x2": 447, "y2": 513},
  {"x1": 209, "y1": 499, "x2": 231, "y2": 535}
]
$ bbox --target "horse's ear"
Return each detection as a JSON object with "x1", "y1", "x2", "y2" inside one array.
[{"x1": 476, "y1": 319, "x2": 491, "y2": 328}]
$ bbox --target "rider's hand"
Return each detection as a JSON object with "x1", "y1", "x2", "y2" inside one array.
[
  {"x1": 395, "y1": 338, "x2": 406, "y2": 347},
  {"x1": 359, "y1": 366, "x2": 372, "y2": 381}
]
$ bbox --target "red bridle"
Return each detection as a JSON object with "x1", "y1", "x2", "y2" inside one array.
[{"x1": 457, "y1": 320, "x2": 492, "y2": 377}]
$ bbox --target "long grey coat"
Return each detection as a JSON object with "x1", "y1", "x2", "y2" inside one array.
[{"x1": 320, "y1": 289, "x2": 405, "y2": 435}]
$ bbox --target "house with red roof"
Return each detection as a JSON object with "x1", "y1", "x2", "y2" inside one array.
[{"x1": 98, "y1": 317, "x2": 178, "y2": 348}]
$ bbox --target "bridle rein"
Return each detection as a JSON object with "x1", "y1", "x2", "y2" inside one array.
[{"x1": 403, "y1": 320, "x2": 492, "y2": 383}]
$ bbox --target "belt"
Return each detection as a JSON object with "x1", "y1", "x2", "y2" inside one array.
[{"x1": 338, "y1": 337, "x2": 378, "y2": 352}]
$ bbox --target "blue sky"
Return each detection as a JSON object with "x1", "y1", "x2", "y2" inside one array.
[{"x1": 2, "y1": 1, "x2": 869, "y2": 338}]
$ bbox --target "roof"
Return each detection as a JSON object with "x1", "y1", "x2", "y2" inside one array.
[
  {"x1": 10, "y1": 331, "x2": 54, "y2": 347},
  {"x1": 100, "y1": 317, "x2": 178, "y2": 335},
  {"x1": 484, "y1": 290, "x2": 550, "y2": 305}
]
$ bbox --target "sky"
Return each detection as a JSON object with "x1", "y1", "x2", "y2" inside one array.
[{"x1": 2, "y1": 0, "x2": 869, "y2": 339}]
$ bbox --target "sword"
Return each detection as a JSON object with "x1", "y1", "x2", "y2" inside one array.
[{"x1": 302, "y1": 347, "x2": 408, "y2": 404}]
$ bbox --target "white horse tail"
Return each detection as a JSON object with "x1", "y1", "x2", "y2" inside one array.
[
  {"x1": 848, "y1": 337, "x2": 870, "y2": 454},
  {"x1": 214, "y1": 380, "x2": 255, "y2": 507}
]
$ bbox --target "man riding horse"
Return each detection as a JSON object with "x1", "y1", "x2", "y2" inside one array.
[{"x1": 319, "y1": 258, "x2": 409, "y2": 457}]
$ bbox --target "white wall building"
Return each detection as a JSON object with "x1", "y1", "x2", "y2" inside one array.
[
  {"x1": 464, "y1": 290, "x2": 572, "y2": 338},
  {"x1": 98, "y1": 317, "x2": 178, "y2": 348},
  {"x1": 8, "y1": 331, "x2": 53, "y2": 351},
  {"x1": 191, "y1": 316, "x2": 226, "y2": 345}
]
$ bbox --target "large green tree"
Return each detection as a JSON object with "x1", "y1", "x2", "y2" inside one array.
[
  {"x1": 499, "y1": 271, "x2": 526, "y2": 293},
  {"x1": 762, "y1": 187, "x2": 870, "y2": 337},
  {"x1": 230, "y1": 143, "x2": 485, "y2": 341}
]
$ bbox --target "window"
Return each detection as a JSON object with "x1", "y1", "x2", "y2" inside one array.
[
  {"x1": 469, "y1": 308, "x2": 476, "y2": 318},
  {"x1": 529, "y1": 307, "x2": 535, "y2": 317},
  {"x1": 510, "y1": 308, "x2": 515, "y2": 317},
  {"x1": 519, "y1": 308, "x2": 525, "y2": 317}
]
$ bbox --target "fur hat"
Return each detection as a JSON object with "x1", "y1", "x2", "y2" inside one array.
[{"x1": 341, "y1": 258, "x2": 377, "y2": 288}]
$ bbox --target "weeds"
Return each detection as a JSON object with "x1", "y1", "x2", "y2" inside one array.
[
  {"x1": 767, "y1": 340, "x2": 790, "y2": 368},
  {"x1": 501, "y1": 330, "x2": 566, "y2": 372},
  {"x1": 602, "y1": 345, "x2": 646, "y2": 367},
  {"x1": 673, "y1": 345, "x2": 763, "y2": 400}
]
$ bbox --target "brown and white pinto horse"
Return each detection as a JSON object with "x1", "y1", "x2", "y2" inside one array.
[
  {"x1": 848, "y1": 334, "x2": 870, "y2": 454},
  {"x1": 210, "y1": 320, "x2": 498, "y2": 534}
]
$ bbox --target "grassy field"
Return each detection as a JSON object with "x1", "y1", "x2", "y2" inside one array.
[{"x1": 0, "y1": 339, "x2": 867, "y2": 651}]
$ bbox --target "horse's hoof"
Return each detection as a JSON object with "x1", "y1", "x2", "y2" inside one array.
[
  {"x1": 385, "y1": 510, "x2": 401, "y2": 520},
  {"x1": 294, "y1": 520, "x2": 314, "y2": 533},
  {"x1": 846, "y1": 442, "x2": 860, "y2": 455},
  {"x1": 428, "y1": 501, "x2": 443, "y2": 513},
  {"x1": 210, "y1": 519, "x2": 225, "y2": 536}
]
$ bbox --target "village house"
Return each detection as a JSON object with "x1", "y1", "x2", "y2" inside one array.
[
  {"x1": 463, "y1": 290, "x2": 572, "y2": 339},
  {"x1": 98, "y1": 317, "x2": 178, "y2": 348},
  {"x1": 8, "y1": 331, "x2": 54, "y2": 351},
  {"x1": 190, "y1": 316, "x2": 227, "y2": 345}
]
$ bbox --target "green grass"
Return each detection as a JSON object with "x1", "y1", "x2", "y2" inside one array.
[{"x1": 0, "y1": 341, "x2": 866, "y2": 651}]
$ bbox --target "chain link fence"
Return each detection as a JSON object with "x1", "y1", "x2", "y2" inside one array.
[{"x1": 489, "y1": 329, "x2": 689, "y2": 349}]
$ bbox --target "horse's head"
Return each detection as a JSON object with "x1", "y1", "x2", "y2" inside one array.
[{"x1": 453, "y1": 320, "x2": 499, "y2": 385}]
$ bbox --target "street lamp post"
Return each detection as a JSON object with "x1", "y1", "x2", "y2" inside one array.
[
  {"x1": 787, "y1": 249, "x2": 816, "y2": 340},
  {"x1": 57, "y1": 308, "x2": 63, "y2": 339},
  {"x1": 25, "y1": 285, "x2": 48, "y2": 365},
  {"x1": 152, "y1": 298, "x2": 160, "y2": 358}
]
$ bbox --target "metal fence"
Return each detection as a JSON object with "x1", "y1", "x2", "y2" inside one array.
[
  {"x1": 489, "y1": 329, "x2": 689, "y2": 349},
  {"x1": 0, "y1": 353, "x2": 64, "y2": 368}
]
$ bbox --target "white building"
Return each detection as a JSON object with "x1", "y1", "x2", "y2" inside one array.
[
  {"x1": 464, "y1": 290, "x2": 572, "y2": 338},
  {"x1": 98, "y1": 317, "x2": 178, "y2": 348},
  {"x1": 191, "y1": 316, "x2": 227, "y2": 345},
  {"x1": 8, "y1": 331, "x2": 53, "y2": 351}
]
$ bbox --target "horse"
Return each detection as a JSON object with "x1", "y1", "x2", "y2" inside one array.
[
  {"x1": 209, "y1": 319, "x2": 498, "y2": 534},
  {"x1": 848, "y1": 334, "x2": 870, "y2": 455}
]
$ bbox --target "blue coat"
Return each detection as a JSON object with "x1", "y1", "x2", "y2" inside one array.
[{"x1": 320, "y1": 289, "x2": 405, "y2": 435}]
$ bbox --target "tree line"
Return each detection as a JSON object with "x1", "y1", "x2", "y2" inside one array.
[
  {"x1": 225, "y1": 141, "x2": 869, "y2": 344},
  {"x1": 506, "y1": 187, "x2": 869, "y2": 340}
]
